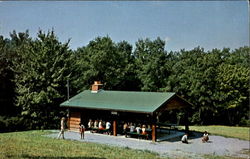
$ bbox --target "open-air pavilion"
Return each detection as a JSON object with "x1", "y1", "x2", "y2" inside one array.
[{"x1": 60, "y1": 81, "x2": 192, "y2": 142}]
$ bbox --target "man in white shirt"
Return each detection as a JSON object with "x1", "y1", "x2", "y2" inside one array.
[
  {"x1": 130, "y1": 123, "x2": 135, "y2": 132},
  {"x1": 135, "y1": 125, "x2": 141, "y2": 134},
  {"x1": 106, "y1": 121, "x2": 111, "y2": 129},
  {"x1": 181, "y1": 133, "x2": 188, "y2": 144},
  {"x1": 106, "y1": 121, "x2": 111, "y2": 135}
]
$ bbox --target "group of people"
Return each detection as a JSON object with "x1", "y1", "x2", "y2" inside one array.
[
  {"x1": 88, "y1": 119, "x2": 112, "y2": 134},
  {"x1": 123, "y1": 122, "x2": 151, "y2": 137},
  {"x1": 181, "y1": 131, "x2": 209, "y2": 144},
  {"x1": 57, "y1": 118, "x2": 113, "y2": 140},
  {"x1": 58, "y1": 117, "x2": 210, "y2": 143},
  {"x1": 77, "y1": 119, "x2": 113, "y2": 139}
]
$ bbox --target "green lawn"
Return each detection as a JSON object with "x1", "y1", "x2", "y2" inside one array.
[
  {"x1": 179, "y1": 125, "x2": 249, "y2": 141},
  {"x1": 0, "y1": 130, "x2": 247, "y2": 159},
  {"x1": 0, "y1": 130, "x2": 166, "y2": 159}
]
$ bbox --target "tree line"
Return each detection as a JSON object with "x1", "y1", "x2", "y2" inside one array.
[{"x1": 0, "y1": 30, "x2": 249, "y2": 131}]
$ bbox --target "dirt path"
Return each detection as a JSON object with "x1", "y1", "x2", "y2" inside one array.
[{"x1": 47, "y1": 131, "x2": 249, "y2": 158}]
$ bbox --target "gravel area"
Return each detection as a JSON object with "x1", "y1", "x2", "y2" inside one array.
[{"x1": 46, "y1": 130, "x2": 249, "y2": 159}]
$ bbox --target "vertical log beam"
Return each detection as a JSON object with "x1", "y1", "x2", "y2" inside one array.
[
  {"x1": 113, "y1": 120, "x2": 117, "y2": 136},
  {"x1": 152, "y1": 124, "x2": 156, "y2": 142},
  {"x1": 67, "y1": 109, "x2": 70, "y2": 129}
]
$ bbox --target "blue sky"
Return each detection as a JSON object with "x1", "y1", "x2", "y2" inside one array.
[{"x1": 0, "y1": 1, "x2": 248, "y2": 51}]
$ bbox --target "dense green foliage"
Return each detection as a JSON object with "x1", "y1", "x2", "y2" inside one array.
[{"x1": 0, "y1": 30, "x2": 249, "y2": 131}]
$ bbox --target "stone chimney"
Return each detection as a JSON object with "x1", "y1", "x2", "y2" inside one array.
[{"x1": 91, "y1": 81, "x2": 103, "y2": 93}]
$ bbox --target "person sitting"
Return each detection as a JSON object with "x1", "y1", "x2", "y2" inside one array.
[
  {"x1": 94, "y1": 120, "x2": 98, "y2": 128},
  {"x1": 127, "y1": 122, "x2": 131, "y2": 130},
  {"x1": 181, "y1": 133, "x2": 188, "y2": 144},
  {"x1": 202, "y1": 131, "x2": 209, "y2": 143},
  {"x1": 106, "y1": 121, "x2": 111, "y2": 135},
  {"x1": 130, "y1": 123, "x2": 135, "y2": 132},
  {"x1": 135, "y1": 124, "x2": 141, "y2": 134},
  {"x1": 99, "y1": 120, "x2": 104, "y2": 130},
  {"x1": 88, "y1": 119, "x2": 93, "y2": 129},
  {"x1": 123, "y1": 122, "x2": 128, "y2": 137},
  {"x1": 141, "y1": 125, "x2": 147, "y2": 135}
]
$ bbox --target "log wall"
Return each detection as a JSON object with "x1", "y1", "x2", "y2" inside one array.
[{"x1": 69, "y1": 112, "x2": 81, "y2": 131}]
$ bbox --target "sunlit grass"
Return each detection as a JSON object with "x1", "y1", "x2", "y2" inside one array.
[
  {"x1": 0, "y1": 130, "x2": 247, "y2": 159},
  {"x1": 0, "y1": 130, "x2": 166, "y2": 159}
]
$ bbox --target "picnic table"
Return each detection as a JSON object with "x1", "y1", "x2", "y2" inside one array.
[
  {"x1": 156, "y1": 122, "x2": 177, "y2": 134},
  {"x1": 126, "y1": 129, "x2": 152, "y2": 140}
]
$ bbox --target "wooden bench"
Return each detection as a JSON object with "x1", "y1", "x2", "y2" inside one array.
[
  {"x1": 89, "y1": 128, "x2": 110, "y2": 134},
  {"x1": 126, "y1": 131, "x2": 150, "y2": 140},
  {"x1": 125, "y1": 129, "x2": 152, "y2": 140}
]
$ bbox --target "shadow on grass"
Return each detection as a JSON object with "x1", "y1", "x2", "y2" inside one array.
[{"x1": 9, "y1": 154, "x2": 106, "y2": 159}]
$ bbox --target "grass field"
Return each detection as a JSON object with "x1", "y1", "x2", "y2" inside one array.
[
  {"x1": 0, "y1": 130, "x2": 165, "y2": 159},
  {"x1": 178, "y1": 125, "x2": 249, "y2": 141},
  {"x1": 0, "y1": 130, "x2": 247, "y2": 159}
]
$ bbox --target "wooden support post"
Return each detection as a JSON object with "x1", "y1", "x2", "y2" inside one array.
[
  {"x1": 67, "y1": 112, "x2": 70, "y2": 130},
  {"x1": 113, "y1": 120, "x2": 117, "y2": 136},
  {"x1": 152, "y1": 124, "x2": 156, "y2": 142}
]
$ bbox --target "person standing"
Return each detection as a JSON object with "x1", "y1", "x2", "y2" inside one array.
[
  {"x1": 79, "y1": 123, "x2": 85, "y2": 139},
  {"x1": 57, "y1": 117, "x2": 66, "y2": 139}
]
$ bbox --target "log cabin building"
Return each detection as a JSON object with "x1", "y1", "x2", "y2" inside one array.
[{"x1": 60, "y1": 81, "x2": 192, "y2": 142}]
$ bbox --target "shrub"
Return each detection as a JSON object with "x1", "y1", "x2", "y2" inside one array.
[
  {"x1": 0, "y1": 116, "x2": 26, "y2": 132},
  {"x1": 239, "y1": 117, "x2": 250, "y2": 127}
]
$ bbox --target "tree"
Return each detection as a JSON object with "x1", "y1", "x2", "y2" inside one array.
[
  {"x1": 115, "y1": 41, "x2": 139, "y2": 91},
  {"x1": 216, "y1": 63, "x2": 249, "y2": 125},
  {"x1": 72, "y1": 36, "x2": 136, "y2": 92},
  {"x1": 165, "y1": 47, "x2": 231, "y2": 124},
  {"x1": 12, "y1": 30, "x2": 72, "y2": 129},
  {"x1": 225, "y1": 46, "x2": 249, "y2": 67},
  {"x1": 1, "y1": 29, "x2": 249, "y2": 128},
  {"x1": 0, "y1": 36, "x2": 17, "y2": 116},
  {"x1": 134, "y1": 38, "x2": 169, "y2": 91}
]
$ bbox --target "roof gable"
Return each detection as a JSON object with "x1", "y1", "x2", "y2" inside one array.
[{"x1": 60, "y1": 90, "x2": 176, "y2": 113}]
